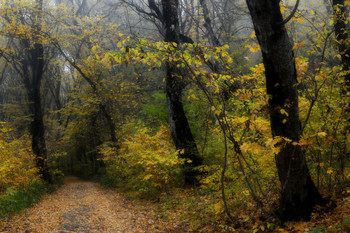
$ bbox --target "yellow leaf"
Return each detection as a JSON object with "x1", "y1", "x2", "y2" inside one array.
[
  {"x1": 214, "y1": 202, "x2": 222, "y2": 215},
  {"x1": 293, "y1": 42, "x2": 307, "y2": 50},
  {"x1": 144, "y1": 174, "x2": 153, "y2": 180},
  {"x1": 250, "y1": 31, "x2": 256, "y2": 38},
  {"x1": 296, "y1": 17, "x2": 305, "y2": 23},
  {"x1": 91, "y1": 45, "x2": 97, "y2": 53},
  {"x1": 327, "y1": 168, "x2": 334, "y2": 174},
  {"x1": 317, "y1": 132, "x2": 327, "y2": 138},
  {"x1": 248, "y1": 43, "x2": 260, "y2": 53},
  {"x1": 280, "y1": 109, "x2": 289, "y2": 116}
]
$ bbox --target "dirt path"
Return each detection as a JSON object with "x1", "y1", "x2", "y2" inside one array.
[{"x1": 0, "y1": 176, "x2": 188, "y2": 233}]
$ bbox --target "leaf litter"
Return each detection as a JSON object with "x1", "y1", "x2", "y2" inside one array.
[{"x1": 0, "y1": 176, "x2": 189, "y2": 232}]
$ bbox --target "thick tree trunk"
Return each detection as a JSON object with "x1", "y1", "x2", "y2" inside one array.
[
  {"x1": 333, "y1": 0, "x2": 350, "y2": 92},
  {"x1": 245, "y1": 0, "x2": 325, "y2": 221},
  {"x1": 166, "y1": 64, "x2": 202, "y2": 184},
  {"x1": 162, "y1": 0, "x2": 202, "y2": 185},
  {"x1": 29, "y1": 85, "x2": 50, "y2": 182},
  {"x1": 333, "y1": 0, "x2": 350, "y2": 188},
  {"x1": 31, "y1": 48, "x2": 51, "y2": 181},
  {"x1": 24, "y1": 0, "x2": 51, "y2": 183},
  {"x1": 21, "y1": 38, "x2": 50, "y2": 183}
]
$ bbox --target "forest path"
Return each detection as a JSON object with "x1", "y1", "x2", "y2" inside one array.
[{"x1": 0, "y1": 176, "x2": 187, "y2": 233}]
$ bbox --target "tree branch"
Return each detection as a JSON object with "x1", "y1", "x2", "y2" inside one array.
[{"x1": 280, "y1": 0, "x2": 300, "y2": 25}]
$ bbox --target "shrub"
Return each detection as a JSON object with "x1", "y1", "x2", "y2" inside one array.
[
  {"x1": 0, "y1": 123, "x2": 40, "y2": 193},
  {"x1": 99, "y1": 124, "x2": 183, "y2": 199},
  {"x1": 0, "y1": 123, "x2": 46, "y2": 218}
]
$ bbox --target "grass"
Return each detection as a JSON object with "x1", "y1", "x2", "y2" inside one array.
[{"x1": 0, "y1": 180, "x2": 47, "y2": 219}]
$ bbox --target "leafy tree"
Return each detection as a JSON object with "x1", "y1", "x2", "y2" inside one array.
[{"x1": 0, "y1": 0, "x2": 51, "y2": 182}]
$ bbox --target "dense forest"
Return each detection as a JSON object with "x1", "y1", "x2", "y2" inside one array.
[{"x1": 0, "y1": 0, "x2": 349, "y2": 232}]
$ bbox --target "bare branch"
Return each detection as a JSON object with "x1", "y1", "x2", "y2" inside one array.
[{"x1": 280, "y1": 0, "x2": 300, "y2": 25}]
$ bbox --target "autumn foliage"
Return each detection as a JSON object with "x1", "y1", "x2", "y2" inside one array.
[
  {"x1": 0, "y1": 123, "x2": 40, "y2": 193},
  {"x1": 0, "y1": 0, "x2": 349, "y2": 231},
  {"x1": 0, "y1": 123, "x2": 46, "y2": 218},
  {"x1": 100, "y1": 124, "x2": 183, "y2": 199}
]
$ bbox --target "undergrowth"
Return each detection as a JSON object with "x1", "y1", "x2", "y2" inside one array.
[
  {"x1": 0, "y1": 180, "x2": 47, "y2": 219},
  {"x1": 0, "y1": 123, "x2": 50, "y2": 219},
  {"x1": 99, "y1": 123, "x2": 183, "y2": 200}
]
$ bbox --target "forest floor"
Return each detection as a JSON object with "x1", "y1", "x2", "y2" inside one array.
[
  {"x1": 1, "y1": 176, "x2": 350, "y2": 232},
  {"x1": 0, "y1": 176, "x2": 189, "y2": 233}
]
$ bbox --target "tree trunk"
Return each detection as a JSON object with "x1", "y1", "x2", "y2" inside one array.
[
  {"x1": 32, "y1": 0, "x2": 51, "y2": 183},
  {"x1": 29, "y1": 84, "x2": 50, "y2": 182},
  {"x1": 333, "y1": 0, "x2": 350, "y2": 92},
  {"x1": 19, "y1": 0, "x2": 51, "y2": 183},
  {"x1": 245, "y1": 0, "x2": 325, "y2": 221},
  {"x1": 162, "y1": 0, "x2": 202, "y2": 185},
  {"x1": 332, "y1": 0, "x2": 350, "y2": 190},
  {"x1": 99, "y1": 103, "x2": 118, "y2": 145}
]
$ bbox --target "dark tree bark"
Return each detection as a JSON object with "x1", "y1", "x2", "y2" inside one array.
[
  {"x1": 99, "y1": 103, "x2": 118, "y2": 145},
  {"x1": 162, "y1": 0, "x2": 202, "y2": 185},
  {"x1": 120, "y1": 0, "x2": 202, "y2": 184},
  {"x1": 245, "y1": 0, "x2": 325, "y2": 221},
  {"x1": 333, "y1": 0, "x2": 350, "y2": 92},
  {"x1": 332, "y1": 0, "x2": 350, "y2": 187},
  {"x1": 20, "y1": 0, "x2": 51, "y2": 183}
]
